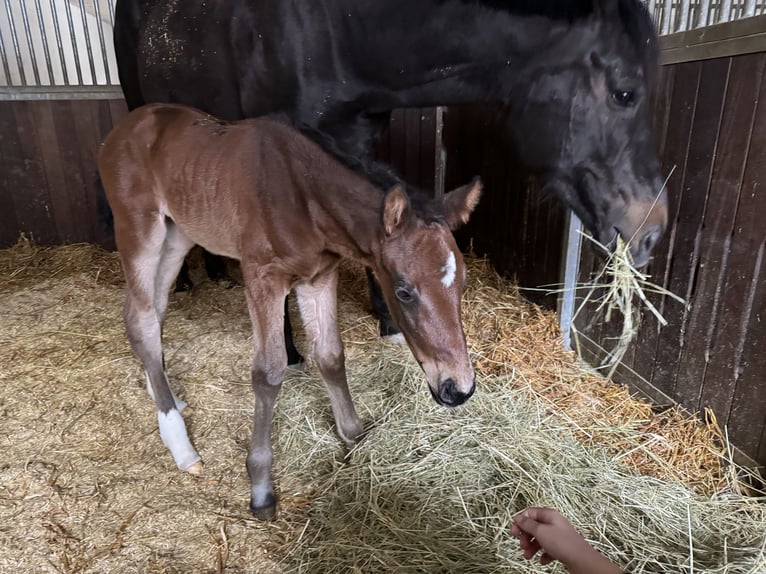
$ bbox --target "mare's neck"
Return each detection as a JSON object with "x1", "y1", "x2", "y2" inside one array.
[{"x1": 342, "y1": 0, "x2": 595, "y2": 109}]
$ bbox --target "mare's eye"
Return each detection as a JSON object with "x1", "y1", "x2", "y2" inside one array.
[
  {"x1": 395, "y1": 285, "x2": 415, "y2": 304},
  {"x1": 611, "y1": 89, "x2": 636, "y2": 107}
]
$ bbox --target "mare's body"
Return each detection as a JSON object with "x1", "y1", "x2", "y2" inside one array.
[
  {"x1": 98, "y1": 103, "x2": 481, "y2": 519},
  {"x1": 113, "y1": 0, "x2": 667, "y2": 354}
]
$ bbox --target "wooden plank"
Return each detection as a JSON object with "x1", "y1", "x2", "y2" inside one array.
[
  {"x1": 726, "y1": 242, "x2": 765, "y2": 460},
  {"x1": 4, "y1": 101, "x2": 58, "y2": 245},
  {"x1": 404, "y1": 108, "x2": 422, "y2": 186},
  {"x1": 49, "y1": 100, "x2": 90, "y2": 243},
  {"x1": 660, "y1": 14, "x2": 766, "y2": 64},
  {"x1": 630, "y1": 60, "x2": 702, "y2": 386},
  {"x1": 418, "y1": 107, "x2": 436, "y2": 193},
  {"x1": 674, "y1": 54, "x2": 766, "y2": 411},
  {"x1": 0, "y1": 105, "x2": 21, "y2": 247},
  {"x1": 388, "y1": 109, "x2": 406, "y2": 182},
  {"x1": 701, "y1": 64, "x2": 766, "y2": 433},
  {"x1": 32, "y1": 100, "x2": 80, "y2": 244},
  {"x1": 650, "y1": 57, "x2": 731, "y2": 398}
]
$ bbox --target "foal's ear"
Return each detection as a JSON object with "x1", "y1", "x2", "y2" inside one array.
[
  {"x1": 442, "y1": 177, "x2": 483, "y2": 230},
  {"x1": 383, "y1": 185, "x2": 411, "y2": 236}
]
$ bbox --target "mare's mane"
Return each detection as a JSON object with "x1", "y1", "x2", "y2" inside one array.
[{"x1": 442, "y1": 0, "x2": 658, "y2": 75}]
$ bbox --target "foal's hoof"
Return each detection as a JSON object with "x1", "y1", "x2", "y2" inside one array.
[
  {"x1": 250, "y1": 495, "x2": 277, "y2": 521},
  {"x1": 184, "y1": 461, "x2": 204, "y2": 476}
]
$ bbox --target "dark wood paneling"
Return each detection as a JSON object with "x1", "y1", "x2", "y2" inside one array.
[
  {"x1": 373, "y1": 107, "x2": 437, "y2": 192},
  {"x1": 442, "y1": 105, "x2": 565, "y2": 307},
  {"x1": 0, "y1": 98, "x2": 127, "y2": 249},
  {"x1": 674, "y1": 55, "x2": 766, "y2": 410},
  {"x1": 578, "y1": 52, "x2": 766, "y2": 467},
  {"x1": 650, "y1": 56, "x2": 730, "y2": 396},
  {"x1": 0, "y1": 105, "x2": 22, "y2": 247}
]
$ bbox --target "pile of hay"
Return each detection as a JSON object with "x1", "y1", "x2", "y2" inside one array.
[{"x1": 1, "y1": 239, "x2": 763, "y2": 573}]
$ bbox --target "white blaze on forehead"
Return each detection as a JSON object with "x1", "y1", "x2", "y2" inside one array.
[{"x1": 441, "y1": 251, "x2": 457, "y2": 288}]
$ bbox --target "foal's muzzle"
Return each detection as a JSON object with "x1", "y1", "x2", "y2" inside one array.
[{"x1": 430, "y1": 377, "x2": 476, "y2": 407}]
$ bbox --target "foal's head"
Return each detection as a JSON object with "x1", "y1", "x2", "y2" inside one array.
[
  {"x1": 504, "y1": 0, "x2": 666, "y2": 267},
  {"x1": 374, "y1": 179, "x2": 482, "y2": 407}
]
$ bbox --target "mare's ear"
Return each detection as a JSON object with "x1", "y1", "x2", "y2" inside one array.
[
  {"x1": 593, "y1": 0, "x2": 618, "y2": 20},
  {"x1": 383, "y1": 185, "x2": 411, "y2": 236},
  {"x1": 442, "y1": 177, "x2": 482, "y2": 230}
]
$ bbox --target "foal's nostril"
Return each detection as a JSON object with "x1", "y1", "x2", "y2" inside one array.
[{"x1": 437, "y1": 378, "x2": 473, "y2": 407}]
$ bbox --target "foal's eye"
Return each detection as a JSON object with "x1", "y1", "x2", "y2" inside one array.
[
  {"x1": 611, "y1": 89, "x2": 636, "y2": 107},
  {"x1": 395, "y1": 285, "x2": 416, "y2": 304}
]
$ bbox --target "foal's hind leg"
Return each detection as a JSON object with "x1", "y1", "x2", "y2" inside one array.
[
  {"x1": 295, "y1": 271, "x2": 364, "y2": 446},
  {"x1": 146, "y1": 221, "x2": 196, "y2": 412},
  {"x1": 117, "y1": 215, "x2": 202, "y2": 474}
]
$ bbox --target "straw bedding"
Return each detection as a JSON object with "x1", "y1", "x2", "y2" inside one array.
[{"x1": 0, "y1": 239, "x2": 763, "y2": 573}]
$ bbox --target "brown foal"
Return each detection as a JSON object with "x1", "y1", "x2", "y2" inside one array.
[{"x1": 98, "y1": 103, "x2": 481, "y2": 519}]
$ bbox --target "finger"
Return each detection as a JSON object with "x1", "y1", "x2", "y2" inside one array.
[
  {"x1": 524, "y1": 507, "x2": 561, "y2": 525},
  {"x1": 523, "y1": 540, "x2": 541, "y2": 560},
  {"x1": 540, "y1": 552, "x2": 554, "y2": 566}
]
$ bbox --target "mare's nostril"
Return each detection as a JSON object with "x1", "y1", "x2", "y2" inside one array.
[{"x1": 438, "y1": 378, "x2": 473, "y2": 407}]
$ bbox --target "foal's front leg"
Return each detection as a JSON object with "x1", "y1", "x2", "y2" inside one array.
[
  {"x1": 242, "y1": 275, "x2": 291, "y2": 520},
  {"x1": 295, "y1": 271, "x2": 364, "y2": 446}
]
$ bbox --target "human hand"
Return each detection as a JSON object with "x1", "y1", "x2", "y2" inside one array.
[{"x1": 511, "y1": 507, "x2": 622, "y2": 574}]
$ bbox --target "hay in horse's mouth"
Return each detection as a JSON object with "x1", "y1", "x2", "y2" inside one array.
[{"x1": 0, "y1": 238, "x2": 762, "y2": 573}]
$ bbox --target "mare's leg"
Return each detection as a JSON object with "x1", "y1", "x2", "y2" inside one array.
[
  {"x1": 241, "y1": 266, "x2": 290, "y2": 520},
  {"x1": 117, "y1": 214, "x2": 202, "y2": 474},
  {"x1": 284, "y1": 296, "x2": 305, "y2": 367},
  {"x1": 295, "y1": 270, "x2": 364, "y2": 445},
  {"x1": 365, "y1": 267, "x2": 402, "y2": 339}
]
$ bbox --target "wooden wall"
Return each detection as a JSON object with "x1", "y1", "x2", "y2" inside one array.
[
  {"x1": 0, "y1": 99, "x2": 128, "y2": 250},
  {"x1": 0, "y1": 102, "x2": 434, "y2": 250},
  {"x1": 576, "y1": 52, "x2": 766, "y2": 467},
  {"x1": 441, "y1": 105, "x2": 566, "y2": 308}
]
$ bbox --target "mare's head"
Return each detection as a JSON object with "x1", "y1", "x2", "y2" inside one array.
[
  {"x1": 374, "y1": 179, "x2": 482, "y2": 407},
  {"x1": 504, "y1": 0, "x2": 666, "y2": 266}
]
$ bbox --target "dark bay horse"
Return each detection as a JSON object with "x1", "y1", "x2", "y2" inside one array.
[
  {"x1": 98, "y1": 103, "x2": 482, "y2": 519},
  {"x1": 114, "y1": 0, "x2": 667, "y2": 357}
]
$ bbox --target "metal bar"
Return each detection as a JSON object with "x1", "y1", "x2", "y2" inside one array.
[
  {"x1": 20, "y1": 0, "x2": 42, "y2": 85},
  {"x1": 78, "y1": 0, "x2": 98, "y2": 84},
  {"x1": 4, "y1": 0, "x2": 28, "y2": 86},
  {"x1": 0, "y1": 83, "x2": 122, "y2": 100},
  {"x1": 433, "y1": 106, "x2": 446, "y2": 199},
  {"x1": 721, "y1": 0, "x2": 734, "y2": 22},
  {"x1": 107, "y1": 0, "x2": 114, "y2": 27},
  {"x1": 49, "y1": 0, "x2": 70, "y2": 85},
  {"x1": 34, "y1": 0, "x2": 55, "y2": 85},
  {"x1": 695, "y1": 0, "x2": 710, "y2": 28},
  {"x1": 744, "y1": 0, "x2": 756, "y2": 16},
  {"x1": 92, "y1": 0, "x2": 111, "y2": 84},
  {"x1": 62, "y1": 0, "x2": 83, "y2": 85},
  {"x1": 558, "y1": 212, "x2": 584, "y2": 349},
  {"x1": 679, "y1": 0, "x2": 692, "y2": 32},
  {"x1": 0, "y1": 18, "x2": 12, "y2": 86},
  {"x1": 661, "y1": 0, "x2": 674, "y2": 35}
]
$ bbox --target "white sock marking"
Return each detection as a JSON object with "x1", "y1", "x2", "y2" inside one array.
[
  {"x1": 441, "y1": 251, "x2": 457, "y2": 288},
  {"x1": 158, "y1": 408, "x2": 201, "y2": 471},
  {"x1": 146, "y1": 372, "x2": 187, "y2": 412}
]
